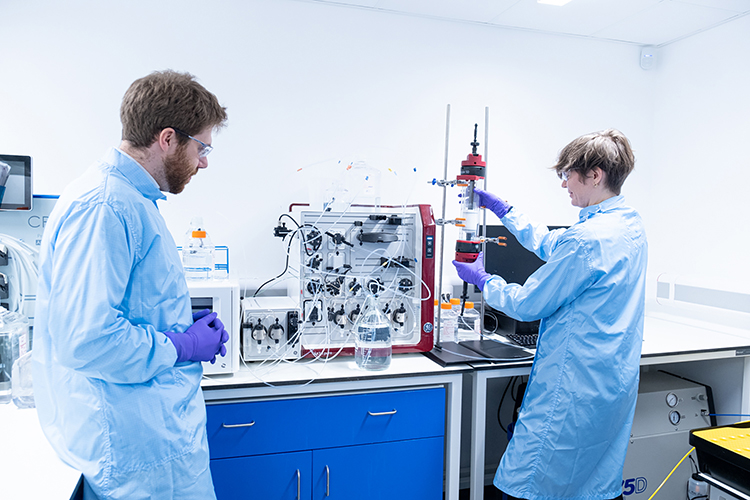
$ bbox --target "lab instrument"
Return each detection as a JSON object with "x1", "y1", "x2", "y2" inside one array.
[
  {"x1": 296, "y1": 205, "x2": 435, "y2": 358},
  {"x1": 691, "y1": 421, "x2": 750, "y2": 500},
  {"x1": 240, "y1": 296, "x2": 300, "y2": 362},
  {"x1": 187, "y1": 279, "x2": 240, "y2": 374},
  {"x1": 622, "y1": 370, "x2": 714, "y2": 500},
  {"x1": 426, "y1": 108, "x2": 522, "y2": 367}
]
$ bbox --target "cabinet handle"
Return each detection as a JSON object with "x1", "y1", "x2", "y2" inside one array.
[
  {"x1": 325, "y1": 465, "x2": 330, "y2": 497},
  {"x1": 367, "y1": 409, "x2": 397, "y2": 416},
  {"x1": 296, "y1": 469, "x2": 301, "y2": 500},
  {"x1": 221, "y1": 421, "x2": 256, "y2": 428}
]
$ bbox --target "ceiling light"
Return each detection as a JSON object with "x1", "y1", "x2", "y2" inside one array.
[{"x1": 538, "y1": 0, "x2": 573, "y2": 5}]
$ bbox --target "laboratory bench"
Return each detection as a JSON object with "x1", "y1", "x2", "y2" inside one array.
[
  {"x1": 200, "y1": 353, "x2": 470, "y2": 500},
  {"x1": 1, "y1": 354, "x2": 471, "y2": 500},
  {"x1": 467, "y1": 310, "x2": 750, "y2": 500},
  {"x1": 4, "y1": 310, "x2": 750, "y2": 500}
]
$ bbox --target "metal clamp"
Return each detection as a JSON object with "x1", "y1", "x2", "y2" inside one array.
[
  {"x1": 221, "y1": 421, "x2": 256, "y2": 428},
  {"x1": 367, "y1": 409, "x2": 397, "y2": 416}
]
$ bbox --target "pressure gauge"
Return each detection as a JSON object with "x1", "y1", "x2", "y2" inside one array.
[
  {"x1": 666, "y1": 392, "x2": 679, "y2": 408},
  {"x1": 669, "y1": 411, "x2": 681, "y2": 426}
]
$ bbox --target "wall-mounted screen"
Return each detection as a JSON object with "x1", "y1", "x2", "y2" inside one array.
[{"x1": 0, "y1": 154, "x2": 33, "y2": 211}]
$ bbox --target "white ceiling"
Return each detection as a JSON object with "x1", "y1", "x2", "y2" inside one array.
[{"x1": 305, "y1": 0, "x2": 750, "y2": 47}]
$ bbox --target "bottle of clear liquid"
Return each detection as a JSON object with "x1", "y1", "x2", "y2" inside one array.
[
  {"x1": 183, "y1": 217, "x2": 215, "y2": 280},
  {"x1": 354, "y1": 293, "x2": 392, "y2": 371},
  {"x1": 12, "y1": 350, "x2": 34, "y2": 408},
  {"x1": 439, "y1": 302, "x2": 457, "y2": 343},
  {"x1": 0, "y1": 327, "x2": 10, "y2": 404},
  {"x1": 457, "y1": 301, "x2": 481, "y2": 342},
  {"x1": 450, "y1": 297, "x2": 462, "y2": 315},
  {"x1": 0, "y1": 307, "x2": 30, "y2": 404}
]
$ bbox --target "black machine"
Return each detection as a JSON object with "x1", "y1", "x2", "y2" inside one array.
[{"x1": 481, "y1": 225, "x2": 567, "y2": 348}]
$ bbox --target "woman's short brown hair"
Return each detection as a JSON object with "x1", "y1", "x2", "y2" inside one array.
[
  {"x1": 552, "y1": 129, "x2": 635, "y2": 195},
  {"x1": 120, "y1": 70, "x2": 227, "y2": 149}
]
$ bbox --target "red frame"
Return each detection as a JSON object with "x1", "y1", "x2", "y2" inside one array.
[{"x1": 301, "y1": 204, "x2": 436, "y2": 358}]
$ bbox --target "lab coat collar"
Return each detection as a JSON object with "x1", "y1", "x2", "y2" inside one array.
[
  {"x1": 578, "y1": 194, "x2": 624, "y2": 222},
  {"x1": 108, "y1": 147, "x2": 167, "y2": 202}
]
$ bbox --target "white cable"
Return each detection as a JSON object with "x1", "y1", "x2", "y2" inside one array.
[{"x1": 243, "y1": 163, "x2": 427, "y2": 384}]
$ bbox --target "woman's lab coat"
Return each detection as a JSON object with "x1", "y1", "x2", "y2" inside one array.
[{"x1": 486, "y1": 195, "x2": 647, "y2": 500}]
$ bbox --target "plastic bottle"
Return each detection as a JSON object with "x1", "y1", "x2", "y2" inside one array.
[
  {"x1": 12, "y1": 350, "x2": 34, "y2": 408},
  {"x1": 457, "y1": 301, "x2": 481, "y2": 342},
  {"x1": 439, "y1": 302, "x2": 457, "y2": 343},
  {"x1": 450, "y1": 298, "x2": 461, "y2": 315},
  {"x1": 0, "y1": 307, "x2": 30, "y2": 405},
  {"x1": 0, "y1": 327, "x2": 10, "y2": 404},
  {"x1": 354, "y1": 293, "x2": 392, "y2": 371},
  {"x1": 183, "y1": 217, "x2": 215, "y2": 280}
]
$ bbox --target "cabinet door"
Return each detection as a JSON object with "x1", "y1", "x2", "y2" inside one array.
[
  {"x1": 311, "y1": 438, "x2": 443, "y2": 500},
  {"x1": 211, "y1": 451, "x2": 312, "y2": 500}
]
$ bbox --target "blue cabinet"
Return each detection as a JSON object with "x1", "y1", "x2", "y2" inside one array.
[
  {"x1": 311, "y1": 438, "x2": 444, "y2": 500},
  {"x1": 206, "y1": 387, "x2": 445, "y2": 500},
  {"x1": 211, "y1": 451, "x2": 312, "y2": 500}
]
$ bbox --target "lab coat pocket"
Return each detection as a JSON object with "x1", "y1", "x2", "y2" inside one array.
[{"x1": 104, "y1": 369, "x2": 199, "y2": 474}]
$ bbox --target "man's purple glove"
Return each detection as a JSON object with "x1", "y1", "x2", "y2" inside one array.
[
  {"x1": 164, "y1": 312, "x2": 229, "y2": 364},
  {"x1": 474, "y1": 188, "x2": 511, "y2": 219},
  {"x1": 452, "y1": 252, "x2": 491, "y2": 291}
]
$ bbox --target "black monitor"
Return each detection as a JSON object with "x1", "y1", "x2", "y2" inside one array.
[
  {"x1": 0, "y1": 154, "x2": 33, "y2": 211},
  {"x1": 480, "y1": 225, "x2": 567, "y2": 335},
  {"x1": 482, "y1": 225, "x2": 568, "y2": 284}
]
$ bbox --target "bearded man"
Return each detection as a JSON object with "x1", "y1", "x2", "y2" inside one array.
[{"x1": 33, "y1": 70, "x2": 229, "y2": 500}]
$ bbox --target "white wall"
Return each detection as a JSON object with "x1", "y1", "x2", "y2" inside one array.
[
  {"x1": 0, "y1": 0, "x2": 654, "y2": 294},
  {"x1": 648, "y1": 15, "x2": 750, "y2": 293}
]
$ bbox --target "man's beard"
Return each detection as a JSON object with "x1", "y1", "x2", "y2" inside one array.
[{"x1": 163, "y1": 145, "x2": 196, "y2": 194}]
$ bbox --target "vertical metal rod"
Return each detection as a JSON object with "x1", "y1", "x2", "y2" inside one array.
[
  {"x1": 480, "y1": 107, "x2": 489, "y2": 333},
  {"x1": 435, "y1": 104, "x2": 450, "y2": 347}
]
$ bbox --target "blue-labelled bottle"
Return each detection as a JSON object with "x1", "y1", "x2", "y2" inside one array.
[{"x1": 183, "y1": 217, "x2": 215, "y2": 280}]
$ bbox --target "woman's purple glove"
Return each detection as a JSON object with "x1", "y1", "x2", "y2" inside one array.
[
  {"x1": 164, "y1": 312, "x2": 229, "y2": 364},
  {"x1": 192, "y1": 308, "x2": 212, "y2": 322},
  {"x1": 452, "y1": 252, "x2": 491, "y2": 291},
  {"x1": 474, "y1": 188, "x2": 511, "y2": 219}
]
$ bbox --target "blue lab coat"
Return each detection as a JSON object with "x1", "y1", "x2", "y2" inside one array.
[
  {"x1": 485, "y1": 196, "x2": 647, "y2": 500},
  {"x1": 32, "y1": 148, "x2": 215, "y2": 499}
]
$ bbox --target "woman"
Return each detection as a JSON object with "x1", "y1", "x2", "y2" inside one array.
[{"x1": 453, "y1": 129, "x2": 647, "y2": 500}]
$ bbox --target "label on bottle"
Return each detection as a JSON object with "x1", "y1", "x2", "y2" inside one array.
[{"x1": 18, "y1": 330, "x2": 28, "y2": 357}]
